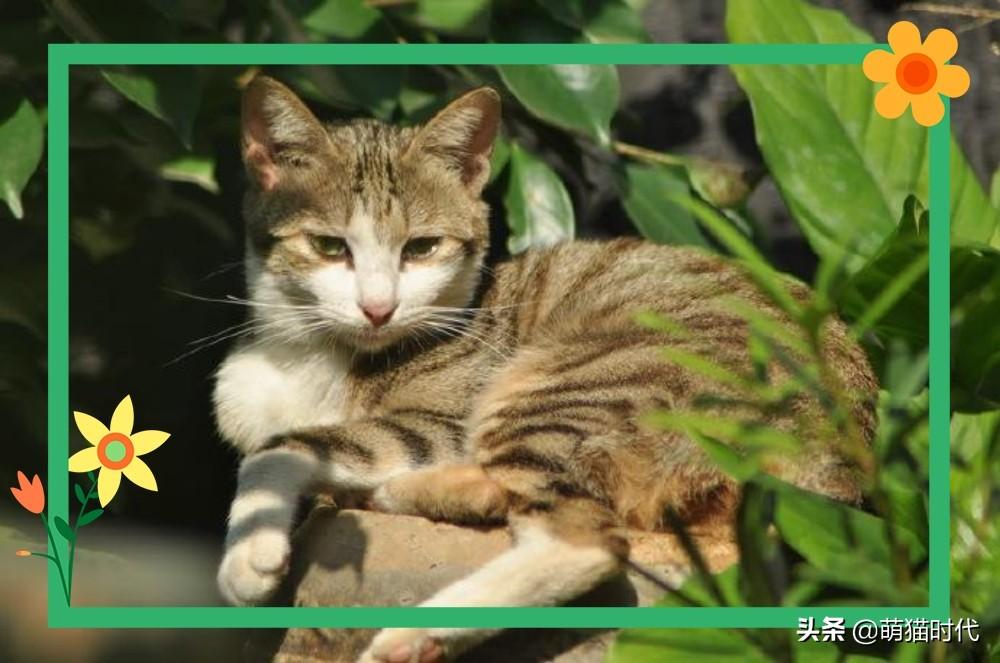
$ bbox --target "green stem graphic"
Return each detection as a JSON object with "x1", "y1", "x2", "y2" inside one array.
[
  {"x1": 66, "y1": 474, "x2": 98, "y2": 603},
  {"x1": 40, "y1": 513, "x2": 70, "y2": 604},
  {"x1": 26, "y1": 551, "x2": 58, "y2": 563}
]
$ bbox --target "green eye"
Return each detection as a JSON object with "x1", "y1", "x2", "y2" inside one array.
[
  {"x1": 402, "y1": 237, "x2": 442, "y2": 261},
  {"x1": 310, "y1": 235, "x2": 349, "y2": 258}
]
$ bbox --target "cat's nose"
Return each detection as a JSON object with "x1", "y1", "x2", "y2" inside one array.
[{"x1": 360, "y1": 301, "x2": 397, "y2": 328}]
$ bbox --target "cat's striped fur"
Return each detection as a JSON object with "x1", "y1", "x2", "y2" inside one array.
[{"x1": 215, "y1": 77, "x2": 877, "y2": 663}]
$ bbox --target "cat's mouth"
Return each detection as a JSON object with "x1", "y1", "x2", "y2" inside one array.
[{"x1": 351, "y1": 323, "x2": 406, "y2": 351}]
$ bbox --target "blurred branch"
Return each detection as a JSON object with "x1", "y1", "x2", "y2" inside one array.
[
  {"x1": 612, "y1": 140, "x2": 688, "y2": 167},
  {"x1": 45, "y1": 0, "x2": 105, "y2": 42},
  {"x1": 902, "y1": 2, "x2": 1000, "y2": 32},
  {"x1": 901, "y1": 3, "x2": 1000, "y2": 20}
]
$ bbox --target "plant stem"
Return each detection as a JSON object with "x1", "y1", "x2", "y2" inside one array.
[
  {"x1": 613, "y1": 140, "x2": 689, "y2": 167},
  {"x1": 66, "y1": 474, "x2": 98, "y2": 603},
  {"x1": 40, "y1": 514, "x2": 71, "y2": 604}
]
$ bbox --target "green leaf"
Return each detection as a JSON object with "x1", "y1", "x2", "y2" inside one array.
[
  {"x1": 393, "y1": 0, "x2": 491, "y2": 37},
  {"x1": 618, "y1": 162, "x2": 709, "y2": 247},
  {"x1": 952, "y1": 247, "x2": 1000, "y2": 410},
  {"x1": 535, "y1": 0, "x2": 648, "y2": 43},
  {"x1": 726, "y1": 0, "x2": 999, "y2": 270},
  {"x1": 609, "y1": 628, "x2": 769, "y2": 663},
  {"x1": 77, "y1": 509, "x2": 104, "y2": 527},
  {"x1": 102, "y1": 67, "x2": 203, "y2": 148},
  {"x1": 54, "y1": 516, "x2": 75, "y2": 543},
  {"x1": 837, "y1": 196, "x2": 928, "y2": 346},
  {"x1": 502, "y1": 143, "x2": 575, "y2": 254},
  {"x1": 292, "y1": 0, "x2": 382, "y2": 39},
  {"x1": 488, "y1": 135, "x2": 510, "y2": 183},
  {"x1": 497, "y1": 64, "x2": 619, "y2": 147},
  {"x1": 160, "y1": 154, "x2": 218, "y2": 193},
  {"x1": 0, "y1": 94, "x2": 43, "y2": 219},
  {"x1": 990, "y1": 168, "x2": 1000, "y2": 209},
  {"x1": 767, "y1": 475, "x2": 926, "y2": 568},
  {"x1": 735, "y1": 483, "x2": 780, "y2": 606},
  {"x1": 74, "y1": 483, "x2": 87, "y2": 505}
]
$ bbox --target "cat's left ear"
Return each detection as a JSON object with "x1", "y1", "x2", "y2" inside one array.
[{"x1": 405, "y1": 87, "x2": 501, "y2": 195}]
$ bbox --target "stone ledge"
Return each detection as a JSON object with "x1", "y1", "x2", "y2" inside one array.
[{"x1": 247, "y1": 507, "x2": 737, "y2": 662}]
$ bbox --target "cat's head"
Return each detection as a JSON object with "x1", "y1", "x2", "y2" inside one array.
[{"x1": 239, "y1": 76, "x2": 500, "y2": 352}]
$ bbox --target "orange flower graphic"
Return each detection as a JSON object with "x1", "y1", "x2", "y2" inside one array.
[
  {"x1": 69, "y1": 395, "x2": 169, "y2": 507},
  {"x1": 10, "y1": 471, "x2": 45, "y2": 514},
  {"x1": 863, "y1": 21, "x2": 970, "y2": 127}
]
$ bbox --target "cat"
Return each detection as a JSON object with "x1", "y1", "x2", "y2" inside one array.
[{"x1": 214, "y1": 75, "x2": 877, "y2": 663}]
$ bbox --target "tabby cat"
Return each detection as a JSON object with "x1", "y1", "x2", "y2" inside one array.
[{"x1": 214, "y1": 76, "x2": 877, "y2": 663}]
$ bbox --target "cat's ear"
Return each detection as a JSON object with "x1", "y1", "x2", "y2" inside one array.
[
  {"x1": 241, "y1": 76, "x2": 328, "y2": 192},
  {"x1": 405, "y1": 87, "x2": 501, "y2": 195}
]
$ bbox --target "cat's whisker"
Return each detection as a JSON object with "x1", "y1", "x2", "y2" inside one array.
[
  {"x1": 186, "y1": 318, "x2": 259, "y2": 347},
  {"x1": 422, "y1": 311, "x2": 519, "y2": 347},
  {"x1": 168, "y1": 289, "x2": 318, "y2": 311},
  {"x1": 418, "y1": 318, "x2": 511, "y2": 360},
  {"x1": 167, "y1": 309, "x2": 331, "y2": 366}
]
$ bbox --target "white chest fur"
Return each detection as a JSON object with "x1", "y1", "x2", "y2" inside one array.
[{"x1": 213, "y1": 340, "x2": 353, "y2": 455}]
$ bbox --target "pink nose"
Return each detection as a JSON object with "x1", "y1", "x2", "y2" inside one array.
[{"x1": 361, "y1": 302, "x2": 397, "y2": 328}]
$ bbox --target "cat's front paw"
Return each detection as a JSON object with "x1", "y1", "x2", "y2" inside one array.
[
  {"x1": 358, "y1": 629, "x2": 445, "y2": 663},
  {"x1": 217, "y1": 528, "x2": 291, "y2": 605}
]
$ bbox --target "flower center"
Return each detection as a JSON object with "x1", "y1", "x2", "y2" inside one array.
[
  {"x1": 896, "y1": 53, "x2": 937, "y2": 94},
  {"x1": 97, "y1": 432, "x2": 134, "y2": 470}
]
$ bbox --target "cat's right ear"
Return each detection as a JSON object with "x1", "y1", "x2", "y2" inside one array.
[{"x1": 241, "y1": 76, "x2": 328, "y2": 192}]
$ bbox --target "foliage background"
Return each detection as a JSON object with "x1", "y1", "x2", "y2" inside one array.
[{"x1": 0, "y1": 0, "x2": 998, "y2": 661}]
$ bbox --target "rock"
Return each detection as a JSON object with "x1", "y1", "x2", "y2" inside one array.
[{"x1": 250, "y1": 507, "x2": 737, "y2": 663}]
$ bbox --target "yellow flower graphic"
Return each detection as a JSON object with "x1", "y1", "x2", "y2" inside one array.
[
  {"x1": 69, "y1": 395, "x2": 169, "y2": 507},
  {"x1": 863, "y1": 21, "x2": 970, "y2": 127}
]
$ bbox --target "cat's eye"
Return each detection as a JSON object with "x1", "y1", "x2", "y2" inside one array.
[
  {"x1": 309, "y1": 235, "x2": 350, "y2": 259},
  {"x1": 402, "y1": 237, "x2": 442, "y2": 261}
]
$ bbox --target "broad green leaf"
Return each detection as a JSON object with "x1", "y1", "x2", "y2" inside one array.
[
  {"x1": 160, "y1": 154, "x2": 218, "y2": 193},
  {"x1": 767, "y1": 475, "x2": 926, "y2": 568},
  {"x1": 54, "y1": 516, "x2": 75, "y2": 542},
  {"x1": 77, "y1": 509, "x2": 104, "y2": 527},
  {"x1": 609, "y1": 628, "x2": 768, "y2": 663},
  {"x1": 618, "y1": 162, "x2": 709, "y2": 247},
  {"x1": 393, "y1": 0, "x2": 491, "y2": 37},
  {"x1": 991, "y1": 168, "x2": 1000, "y2": 208},
  {"x1": 837, "y1": 196, "x2": 928, "y2": 346},
  {"x1": 991, "y1": 168, "x2": 1000, "y2": 247},
  {"x1": 291, "y1": 0, "x2": 381, "y2": 39},
  {"x1": 952, "y1": 248, "x2": 1000, "y2": 410},
  {"x1": 503, "y1": 143, "x2": 575, "y2": 253},
  {"x1": 497, "y1": 64, "x2": 619, "y2": 147},
  {"x1": 951, "y1": 410, "x2": 1000, "y2": 466},
  {"x1": 726, "y1": 0, "x2": 999, "y2": 270},
  {"x1": 488, "y1": 135, "x2": 510, "y2": 183},
  {"x1": 102, "y1": 67, "x2": 202, "y2": 148},
  {"x1": 0, "y1": 94, "x2": 43, "y2": 219},
  {"x1": 535, "y1": 0, "x2": 648, "y2": 43}
]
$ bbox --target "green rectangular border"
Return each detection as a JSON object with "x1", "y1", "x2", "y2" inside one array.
[{"x1": 47, "y1": 43, "x2": 949, "y2": 629}]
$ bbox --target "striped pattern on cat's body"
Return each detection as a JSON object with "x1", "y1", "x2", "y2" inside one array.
[{"x1": 215, "y1": 77, "x2": 877, "y2": 663}]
